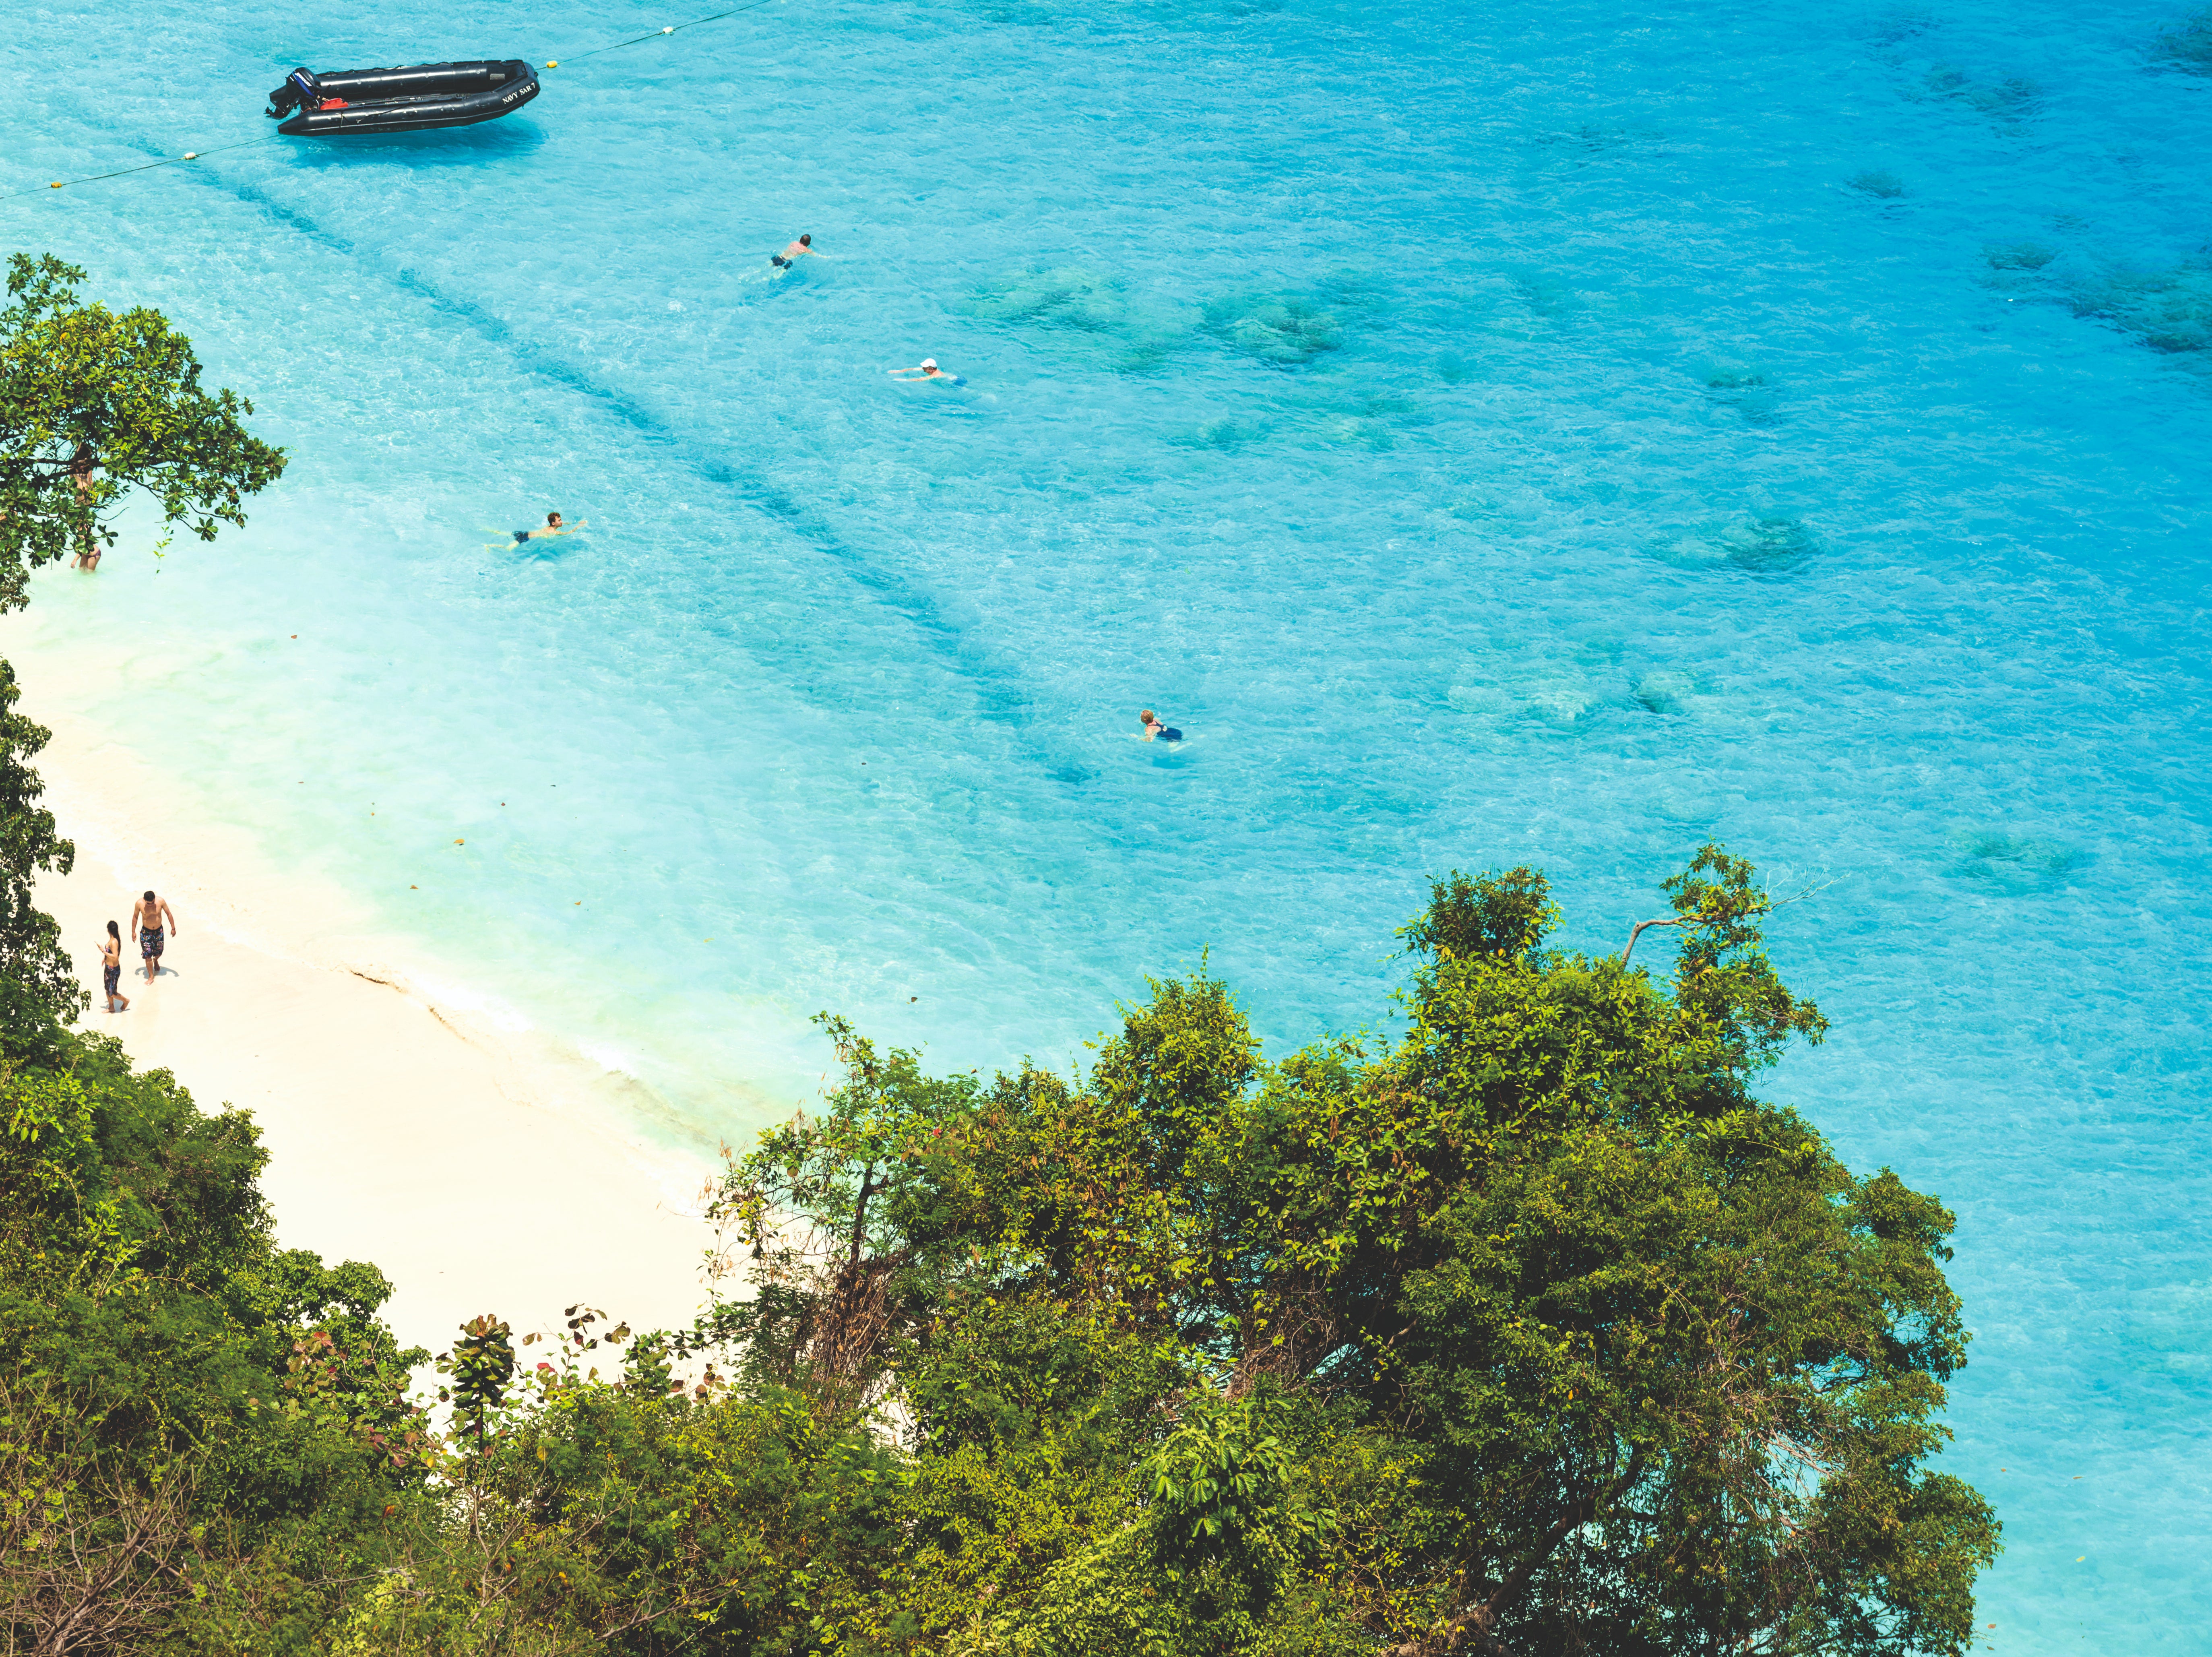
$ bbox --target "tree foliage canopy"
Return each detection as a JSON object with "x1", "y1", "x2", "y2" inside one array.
[
  {"x1": 0, "y1": 1029, "x2": 432, "y2": 1654},
  {"x1": 0, "y1": 821, "x2": 1995, "y2": 1654},
  {"x1": 689, "y1": 848, "x2": 1996, "y2": 1656},
  {"x1": 0, "y1": 659, "x2": 81, "y2": 1050},
  {"x1": 0, "y1": 252, "x2": 285, "y2": 606}
]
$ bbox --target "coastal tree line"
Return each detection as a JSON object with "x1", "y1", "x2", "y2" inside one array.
[{"x1": 0, "y1": 252, "x2": 1998, "y2": 1654}]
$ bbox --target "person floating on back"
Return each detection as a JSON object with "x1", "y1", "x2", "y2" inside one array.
[
  {"x1": 1140, "y1": 709, "x2": 1182, "y2": 742},
  {"x1": 890, "y1": 357, "x2": 964, "y2": 385},
  {"x1": 771, "y1": 233, "x2": 822, "y2": 271},
  {"x1": 514, "y1": 511, "x2": 584, "y2": 544},
  {"x1": 131, "y1": 889, "x2": 176, "y2": 984},
  {"x1": 99, "y1": 920, "x2": 130, "y2": 1012}
]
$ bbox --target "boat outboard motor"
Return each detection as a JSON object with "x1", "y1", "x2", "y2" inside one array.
[{"x1": 266, "y1": 68, "x2": 320, "y2": 118}]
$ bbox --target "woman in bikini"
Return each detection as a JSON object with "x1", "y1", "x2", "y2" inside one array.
[
  {"x1": 100, "y1": 920, "x2": 129, "y2": 1012},
  {"x1": 68, "y1": 442, "x2": 101, "y2": 570}
]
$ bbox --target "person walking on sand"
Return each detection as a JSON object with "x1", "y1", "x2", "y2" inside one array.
[
  {"x1": 99, "y1": 920, "x2": 129, "y2": 1012},
  {"x1": 131, "y1": 889, "x2": 176, "y2": 983}
]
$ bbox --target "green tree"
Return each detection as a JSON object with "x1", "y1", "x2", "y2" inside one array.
[
  {"x1": 0, "y1": 1032, "x2": 433, "y2": 1655},
  {"x1": 1263, "y1": 857, "x2": 1988, "y2": 1653},
  {"x1": 0, "y1": 659, "x2": 84, "y2": 1053},
  {"x1": 440, "y1": 1314, "x2": 517, "y2": 1452},
  {"x1": 0, "y1": 837, "x2": 1998, "y2": 1657},
  {"x1": 0, "y1": 252, "x2": 285, "y2": 603},
  {"x1": 714, "y1": 846, "x2": 1996, "y2": 1657}
]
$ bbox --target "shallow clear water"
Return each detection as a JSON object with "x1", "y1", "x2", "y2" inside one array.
[{"x1": 6, "y1": 0, "x2": 2210, "y2": 1644}]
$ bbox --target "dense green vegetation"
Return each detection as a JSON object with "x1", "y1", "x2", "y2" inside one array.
[
  {"x1": 0, "y1": 254, "x2": 1996, "y2": 1652},
  {"x1": 0, "y1": 676, "x2": 432, "y2": 1654},
  {"x1": 0, "y1": 828, "x2": 2000, "y2": 1651}
]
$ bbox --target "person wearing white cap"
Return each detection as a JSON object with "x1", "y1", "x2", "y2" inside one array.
[{"x1": 889, "y1": 357, "x2": 964, "y2": 385}]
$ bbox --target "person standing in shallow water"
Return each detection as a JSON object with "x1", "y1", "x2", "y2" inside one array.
[
  {"x1": 68, "y1": 442, "x2": 100, "y2": 570},
  {"x1": 131, "y1": 889, "x2": 176, "y2": 983},
  {"x1": 1139, "y1": 709, "x2": 1182, "y2": 742},
  {"x1": 99, "y1": 921, "x2": 129, "y2": 1012}
]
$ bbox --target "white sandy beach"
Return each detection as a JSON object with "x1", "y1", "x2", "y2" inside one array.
[{"x1": 16, "y1": 676, "x2": 722, "y2": 1366}]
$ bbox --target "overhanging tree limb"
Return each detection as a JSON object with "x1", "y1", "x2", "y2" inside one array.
[
  {"x1": 1621, "y1": 913, "x2": 1692, "y2": 965},
  {"x1": 0, "y1": 252, "x2": 285, "y2": 607}
]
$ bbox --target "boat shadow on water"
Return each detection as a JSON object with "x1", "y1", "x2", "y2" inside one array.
[{"x1": 276, "y1": 120, "x2": 547, "y2": 172}]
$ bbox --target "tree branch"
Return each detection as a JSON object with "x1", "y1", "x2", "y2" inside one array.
[
  {"x1": 1420, "y1": 1447, "x2": 1651, "y2": 1657},
  {"x1": 1624, "y1": 877, "x2": 1832, "y2": 964},
  {"x1": 846, "y1": 1161, "x2": 876, "y2": 1274},
  {"x1": 1621, "y1": 915, "x2": 1685, "y2": 965}
]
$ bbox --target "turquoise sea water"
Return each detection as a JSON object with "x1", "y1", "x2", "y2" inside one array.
[{"x1": 5, "y1": 0, "x2": 2210, "y2": 1645}]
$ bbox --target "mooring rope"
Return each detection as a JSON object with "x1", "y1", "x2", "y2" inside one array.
[
  {"x1": 2, "y1": 1, "x2": 785, "y2": 202},
  {"x1": 0, "y1": 134, "x2": 282, "y2": 202},
  {"x1": 541, "y1": 0, "x2": 783, "y2": 68}
]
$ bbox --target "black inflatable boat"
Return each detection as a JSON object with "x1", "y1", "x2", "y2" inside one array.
[{"x1": 266, "y1": 61, "x2": 539, "y2": 136}]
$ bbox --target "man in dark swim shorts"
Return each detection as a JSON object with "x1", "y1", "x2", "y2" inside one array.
[
  {"x1": 131, "y1": 888, "x2": 177, "y2": 983},
  {"x1": 771, "y1": 233, "x2": 818, "y2": 269},
  {"x1": 515, "y1": 511, "x2": 580, "y2": 544}
]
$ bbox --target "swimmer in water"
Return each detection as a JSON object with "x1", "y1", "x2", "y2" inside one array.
[
  {"x1": 890, "y1": 357, "x2": 965, "y2": 385},
  {"x1": 513, "y1": 511, "x2": 585, "y2": 544},
  {"x1": 770, "y1": 233, "x2": 821, "y2": 271},
  {"x1": 1139, "y1": 709, "x2": 1183, "y2": 742}
]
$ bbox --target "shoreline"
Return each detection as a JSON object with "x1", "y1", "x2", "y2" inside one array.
[{"x1": 19, "y1": 681, "x2": 723, "y2": 1365}]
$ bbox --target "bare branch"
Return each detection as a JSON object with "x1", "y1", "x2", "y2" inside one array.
[
  {"x1": 1623, "y1": 876, "x2": 1832, "y2": 964},
  {"x1": 1621, "y1": 915, "x2": 1687, "y2": 965}
]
